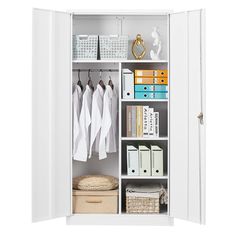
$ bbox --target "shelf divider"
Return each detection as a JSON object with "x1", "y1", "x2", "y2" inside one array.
[
  {"x1": 121, "y1": 175, "x2": 168, "y2": 180},
  {"x1": 121, "y1": 137, "x2": 168, "y2": 141},
  {"x1": 121, "y1": 99, "x2": 168, "y2": 102}
]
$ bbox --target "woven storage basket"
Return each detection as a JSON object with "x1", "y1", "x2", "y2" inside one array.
[
  {"x1": 73, "y1": 35, "x2": 98, "y2": 60},
  {"x1": 73, "y1": 175, "x2": 118, "y2": 191},
  {"x1": 126, "y1": 190, "x2": 160, "y2": 214},
  {"x1": 99, "y1": 35, "x2": 128, "y2": 60}
]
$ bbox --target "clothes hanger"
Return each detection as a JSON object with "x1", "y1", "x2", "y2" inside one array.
[
  {"x1": 108, "y1": 70, "x2": 114, "y2": 90},
  {"x1": 87, "y1": 69, "x2": 94, "y2": 91},
  {"x1": 77, "y1": 69, "x2": 83, "y2": 91},
  {"x1": 98, "y1": 70, "x2": 106, "y2": 90}
]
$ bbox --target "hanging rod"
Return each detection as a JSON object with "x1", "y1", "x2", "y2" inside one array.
[{"x1": 72, "y1": 69, "x2": 119, "y2": 72}]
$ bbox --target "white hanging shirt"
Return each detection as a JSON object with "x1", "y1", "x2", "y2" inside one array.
[
  {"x1": 89, "y1": 84, "x2": 104, "y2": 158},
  {"x1": 72, "y1": 85, "x2": 83, "y2": 156},
  {"x1": 74, "y1": 85, "x2": 93, "y2": 162},
  {"x1": 99, "y1": 85, "x2": 118, "y2": 159}
]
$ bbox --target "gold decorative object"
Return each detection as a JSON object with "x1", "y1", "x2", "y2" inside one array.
[{"x1": 132, "y1": 34, "x2": 146, "y2": 60}]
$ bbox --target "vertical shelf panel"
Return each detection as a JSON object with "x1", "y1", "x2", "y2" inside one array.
[{"x1": 118, "y1": 62, "x2": 122, "y2": 214}]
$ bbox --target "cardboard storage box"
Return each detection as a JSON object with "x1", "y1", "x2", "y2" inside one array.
[{"x1": 73, "y1": 189, "x2": 118, "y2": 214}]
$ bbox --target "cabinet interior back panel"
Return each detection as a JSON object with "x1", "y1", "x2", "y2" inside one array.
[
  {"x1": 73, "y1": 15, "x2": 168, "y2": 60},
  {"x1": 73, "y1": 155, "x2": 119, "y2": 178}
]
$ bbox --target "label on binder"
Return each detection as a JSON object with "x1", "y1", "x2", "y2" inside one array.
[
  {"x1": 139, "y1": 145, "x2": 151, "y2": 176},
  {"x1": 127, "y1": 145, "x2": 139, "y2": 176},
  {"x1": 151, "y1": 145, "x2": 163, "y2": 176}
]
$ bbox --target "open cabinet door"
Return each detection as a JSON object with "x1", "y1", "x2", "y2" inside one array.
[
  {"x1": 169, "y1": 10, "x2": 206, "y2": 224},
  {"x1": 32, "y1": 9, "x2": 72, "y2": 222}
]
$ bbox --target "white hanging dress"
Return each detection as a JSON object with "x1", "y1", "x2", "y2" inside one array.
[
  {"x1": 99, "y1": 85, "x2": 118, "y2": 159},
  {"x1": 89, "y1": 84, "x2": 104, "y2": 158},
  {"x1": 72, "y1": 85, "x2": 83, "y2": 156},
  {"x1": 74, "y1": 85, "x2": 93, "y2": 162}
]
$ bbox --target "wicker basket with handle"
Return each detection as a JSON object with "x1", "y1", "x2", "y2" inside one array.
[
  {"x1": 126, "y1": 192, "x2": 160, "y2": 214},
  {"x1": 125, "y1": 184, "x2": 167, "y2": 214}
]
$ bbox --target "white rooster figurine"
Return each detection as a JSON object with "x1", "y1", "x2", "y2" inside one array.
[{"x1": 150, "y1": 27, "x2": 162, "y2": 60}]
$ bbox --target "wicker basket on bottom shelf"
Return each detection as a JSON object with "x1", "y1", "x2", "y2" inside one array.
[
  {"x1": 125, "y1": 184, "x2": 168, "y2": 214},
  {"x1": 126, "y1": 193, "x2": 160, "y2": 214}
]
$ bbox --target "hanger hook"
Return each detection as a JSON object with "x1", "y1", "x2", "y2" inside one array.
[
  {"x1": 78, "y1": 69, "x2": 80, "y2": 81},
  {"x1": 88, "y1": 69, "x2": 91, "y2": 79},
  {"x1": 109, "y1": 69, "x2": 112, "y2": 80},
  {"x1": 99, "y1": 69, "x2": 102, "y2": 79}
]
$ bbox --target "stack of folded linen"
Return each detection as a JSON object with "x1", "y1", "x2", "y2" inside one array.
[{"x1": 126, "y1": 184, "x2": 168, "y2": 205}]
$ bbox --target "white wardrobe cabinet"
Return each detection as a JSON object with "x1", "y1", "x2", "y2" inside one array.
[{"x1": 32, "y1": 9, "x2": 206, "y2": 225}]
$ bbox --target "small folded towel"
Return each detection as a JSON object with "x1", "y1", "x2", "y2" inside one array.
[{"x1": 126, "y1": 184, "x2": 168, "y2": 204}]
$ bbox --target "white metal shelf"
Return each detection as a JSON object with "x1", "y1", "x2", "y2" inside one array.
[
  {"x1": 121, "y1": 175, "x2": 168, "y2": 180},
  {"x1": 121, "y1": 99, "x2": 168, "y2": 102},
  {"x1": 120, "y1": 212, "x2": 168, "y2": 216},
  {"x1": 121, "y1": 60, "x2": 168, "y2": 63},
  {"x1": 121, "y1": 137, "x2": 168, "y2": 141},
  {"x1": 72, "y1": 59, "x2": 168, "y2": 64}
]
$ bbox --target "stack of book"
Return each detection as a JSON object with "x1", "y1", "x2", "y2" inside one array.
[
  {"x1": 126, "y1": 105, "x2": 159, "y2": 137},
  {"x1": 134, "y1": 69, "x2": 168, "y2": 99}
]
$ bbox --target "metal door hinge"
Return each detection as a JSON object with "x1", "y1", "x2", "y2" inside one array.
[{"x1": 197, "y1": 112, "x2": 204, "y2": 125}]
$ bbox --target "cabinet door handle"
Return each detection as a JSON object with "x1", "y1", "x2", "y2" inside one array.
[
  {"x1": 197, "y1": 112, "x2": 204, "y2": 125},
  {"x1": 86, "y1": 200, "x2": 102, "y2": 204}
]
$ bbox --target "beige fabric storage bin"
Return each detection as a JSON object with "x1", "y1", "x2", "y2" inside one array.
[{"x1": 73, "y1": 190, "x2": 118, "y2": 214}]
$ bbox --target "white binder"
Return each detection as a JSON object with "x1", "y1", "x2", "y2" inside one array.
[
  {"x1": 127, "y1": 145, "x2": 139, "y2": 176},
  {"x1": 151, "y1": 145, "x2": 163, "y2": 176},
  {"x1": 122, "y1": 69, "x2": 134, "y2": 99},
  {"x1": 139, "y1": 145, "x2": 151, "y2": 176}
]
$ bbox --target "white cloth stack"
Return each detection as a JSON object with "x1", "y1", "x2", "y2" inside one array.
[{"x1": 126, "y1": 184, "x2": 168, "y2": 204}]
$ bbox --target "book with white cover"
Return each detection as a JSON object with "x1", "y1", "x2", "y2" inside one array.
[
  {"x1": 151, "y1": 145, "x2": 163, "y2": 176},
  {"x1": 127, "y1": 145, "x2": 139, "y2": 176},
  {"x1": 148, "y1": 108, "x2": 154, "y2": 137},
  {"x1": 139, "y1": 145, "x2": 151, "y2": 176},
  {"x1": 143, "y1": 106, "x2": 149, "y2": 137},
  {"x1": 154, "y1": 112, "x2": 159, "y2": 137}
]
